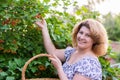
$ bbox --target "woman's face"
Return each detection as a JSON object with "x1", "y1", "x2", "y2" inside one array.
[{"x1": 76, "y1": 26, "x2": 94, "y2": 50}]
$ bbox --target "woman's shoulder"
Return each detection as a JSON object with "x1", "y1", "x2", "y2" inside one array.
[
  {"x1": 64, "y1": 46, "x2": 76, "y2": 60},
  {"x1": 80, "y1": 55, "x2": 101, "y2": 66},
  {"x1": 65, "y1": 46, "x2": 76, "y2": 54}
]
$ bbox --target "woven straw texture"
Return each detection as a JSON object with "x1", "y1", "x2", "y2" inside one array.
[{"x1": 22, "y1": 54, "x2": 59, "y2": 80}]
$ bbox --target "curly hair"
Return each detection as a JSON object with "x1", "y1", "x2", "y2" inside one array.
[{"x1": 72, "y1": 19, "x2": 108, "y2": 56}]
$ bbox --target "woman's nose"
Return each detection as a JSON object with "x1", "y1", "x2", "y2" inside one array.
[{"x1": 80, "y1": 34, "x2": 84, "y2": 39}]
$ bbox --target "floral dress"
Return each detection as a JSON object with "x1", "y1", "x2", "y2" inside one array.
[{"x1": 62, "y1": 47, "x2": 102, "y2": 80}]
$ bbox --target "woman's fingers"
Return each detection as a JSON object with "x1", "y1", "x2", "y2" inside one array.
[
  {"x1": 49, "y1": 54, "x2": 59, "y2": 61},
  {"x1": 49, "y1": 57, "x2": 56, "y2": 63},
  {"x1": 35, "y1": 21, "x2": 41, "y2": 26},
  {"x1": 35, "y1": 18, "x2": 47, "y2": 28},
  {"x1": 48, "y1": 54, "x2": 62, "y2": 65}
]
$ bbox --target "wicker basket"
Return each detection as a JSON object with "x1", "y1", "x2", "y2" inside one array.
[{"x1": 22, "y1": 54, "x2": 59, "y2": 80}]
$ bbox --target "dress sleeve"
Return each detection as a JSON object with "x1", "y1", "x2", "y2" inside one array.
[
  {"x1": 74, "y1": 57, "x2": 102, "y2": 80},
  {"x1": 64, "y1": 46, "x2": 75, "y2": 61}
]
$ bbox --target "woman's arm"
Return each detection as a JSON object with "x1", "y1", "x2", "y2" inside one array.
[
  {"x1": 35, "y1": 19, "x2": 65, "y2": 62},
  {"x1": 49, "y1": 54, "x2": 68, "y2": 80}
]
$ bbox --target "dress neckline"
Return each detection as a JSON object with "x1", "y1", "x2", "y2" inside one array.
[{"x1": 66, "y1": 55, "x2": 98, "y2": 66}]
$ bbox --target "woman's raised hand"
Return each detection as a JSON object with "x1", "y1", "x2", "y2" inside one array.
[{"x1": 35, "y1": 18, "x2": 47, "y2": 29}]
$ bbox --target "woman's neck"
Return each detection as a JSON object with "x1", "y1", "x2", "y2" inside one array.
[{"x1": 76, "y1": 47, "x2": 96, "y2": 57}]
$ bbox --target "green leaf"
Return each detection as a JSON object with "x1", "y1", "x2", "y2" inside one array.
[
  {"x1": 44, "y1": 0, "x2": 50, "y2": 4},
  {"x1": 45, "y1": 61, "x2": 50, "y2": 67},
  {"x1": 8, "y1": 61, "x2": 17, "y2": 70},
  {"x1": 6, "y1": 76, "x2": 15, "y2": 80},
  {"x1": 14, "y1": 58, "x2": 24, "y2": 67},
  {"x1": 0, "y1": 55, "x2": 5, "y2": 62},
  {"x1": 0, "y1": 25, "x2": 10, "y2": 30},
  {"x1": 33, "y1": 61, "x2": 42, "y2": 65},
  {"x1": 0, "y1": 72, "x2": 8, "y2": 77},
  {"x1": 31, "y1": 66, "x2": 38, "y2": 73}
]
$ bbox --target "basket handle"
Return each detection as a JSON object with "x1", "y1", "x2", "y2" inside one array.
[{"x1": 22, "y1": 53, "x2": 50, "y2": 80}]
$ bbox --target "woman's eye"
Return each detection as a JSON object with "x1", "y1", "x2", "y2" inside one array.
[
  {"x1": 86, "y1": 34, "x2": 90, "y2": 37},
  {"x1": 79, "y1": 31, "x2": 83, "y2": 34}
]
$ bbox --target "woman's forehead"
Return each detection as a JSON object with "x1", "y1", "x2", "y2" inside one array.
[{"x1": 79, "y1": 26, "x2": 91, "y2": 33}]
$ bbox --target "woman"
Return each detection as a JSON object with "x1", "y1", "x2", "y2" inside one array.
[{"x1": 35, "y1": 18, "x2": 108, "y2": 80}]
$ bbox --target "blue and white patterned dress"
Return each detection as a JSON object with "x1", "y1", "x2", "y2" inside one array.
[{"x1": 62, "y1": 47, "x2": 102, "y2": 80}]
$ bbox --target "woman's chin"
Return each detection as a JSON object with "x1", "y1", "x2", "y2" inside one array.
[{"x1": 77, "y1": 45, "x2": 85, "y2": 49}]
